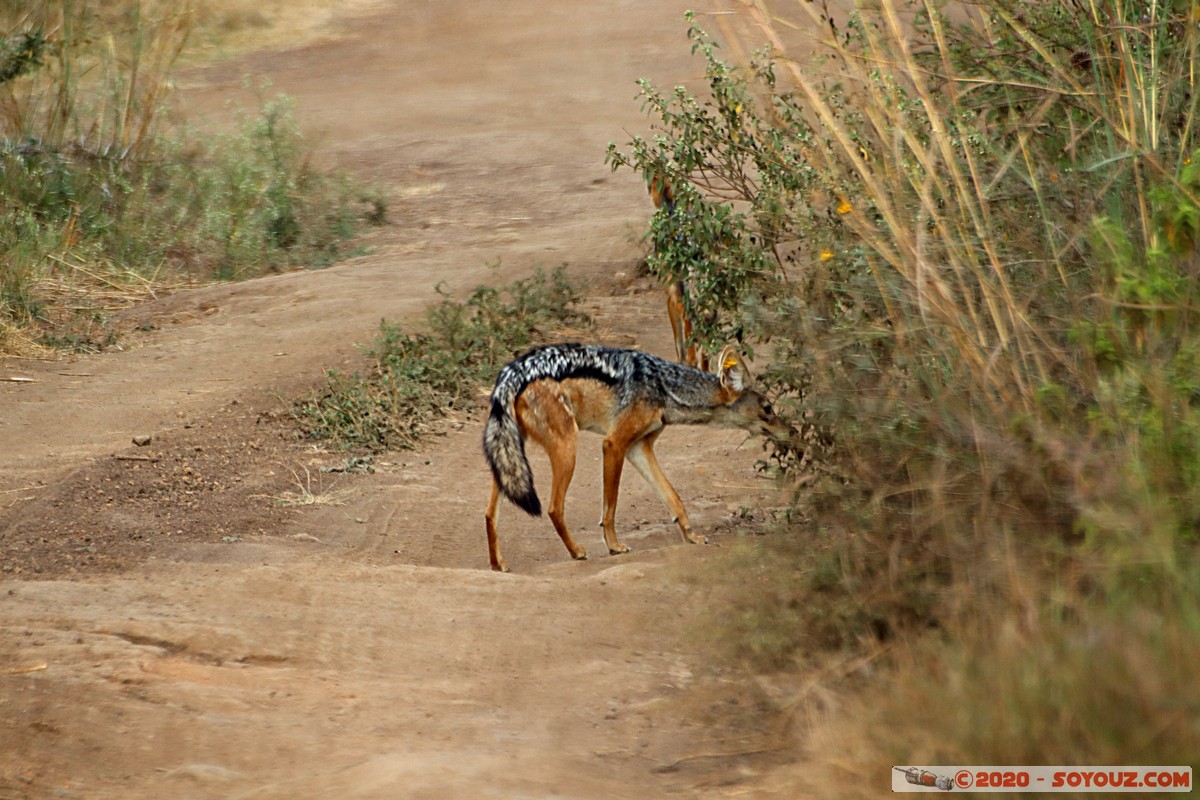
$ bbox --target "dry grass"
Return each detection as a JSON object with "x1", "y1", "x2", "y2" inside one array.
[
  {"x1": 269, "y1": 465, "x2": 356, "y2": 507},
  {"x1": 613, "y1": 0, "x2": 1200, "y2": 787},
  {"x1": 1, "y1": 1, "x2": 190, "y2": 159},
  {"x1": 791, "y1": 602, "x2": 1200, "y2": 799},
  {"x1": 1, "y1": 1, "x2": 379, "y2": 354},
  {"x1": 185, "y1": 0, "x2": 388, "y2": 61},
  {"x1": 0, "y1": 322, "x2": 54, "y2": 360}
]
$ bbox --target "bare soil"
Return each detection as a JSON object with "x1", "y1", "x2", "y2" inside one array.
[{"x1": 0, "y1": 3, "x2": 804, "y2": 797}]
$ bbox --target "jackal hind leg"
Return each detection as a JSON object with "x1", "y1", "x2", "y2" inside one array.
[
  {"x1": 485, "y1": 479, "x2": 508, "y2": 572},
  {"x1": 521, "y1": 381, "x2": 588, "y2": 562},
  {"x1": 543, "y1": 422, "x2": 587, "y2": 561},
  {"x1": 625, "y1": 431, "x2": 705, "y2": 545}
]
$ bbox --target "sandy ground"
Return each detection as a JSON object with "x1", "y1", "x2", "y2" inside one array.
[{"x1": 0, "y1": 2, "x2": 804, "y2": 797}]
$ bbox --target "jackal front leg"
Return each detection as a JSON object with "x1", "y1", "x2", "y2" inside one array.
[
  {"x1": 625, "y1": 432, "x2": 705, "y2": 545},
  {"x1": 599, "y1": 435, "x2": 632, "y2": 555}
]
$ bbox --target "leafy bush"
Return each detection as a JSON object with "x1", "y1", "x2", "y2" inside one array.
[
  {"x1": 294, "y1": 267, "x2": 589, "y2": 451},
  {"x1": 610, "y1": 0, "x2": 1200, "y2": 778},
  {"x1": 0, "y1": 2, "x2": 382, "y2": 348},
  {"x1": 613, "y1": 0, "x2": 1200, "y2": 592},
  {"x1": 155, "y1": 95, "x2": 380, "y2": 278}
]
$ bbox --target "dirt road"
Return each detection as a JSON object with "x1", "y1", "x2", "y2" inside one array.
[{"x1": 0, "y1": 3, "x2": 799, "y2": 797}]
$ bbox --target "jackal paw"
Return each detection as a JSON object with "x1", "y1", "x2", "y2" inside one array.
[
  {"x1": 570, "y1": 548, "x2": 588, "y2": 561},
  {"x1": 608, "y1": 543, "x2": 631, "y2": 556},
  {"x1": 683, "y1": 531, "x2": 709, "y2": 545}
]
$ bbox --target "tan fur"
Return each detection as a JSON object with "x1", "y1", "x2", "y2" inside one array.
[
  {"x1": 649, "y1": 177, "x2": 709, "y2": 371},
  {"x1": 484, "y1": 348, "x2": 788, "y2": 572},
  {"x1": 666, "y1": 280, "x2": 708, "y2": 372}
]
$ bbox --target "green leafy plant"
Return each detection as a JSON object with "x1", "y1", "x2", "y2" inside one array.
[
  {"x1": 0, "y1": 2, "x2": 382, "y2": 350},
  {"x1": 294, "y1": 266, "x2": 589, "y2": 451},
  {"x1": 611, "y1": 1, "x2": 1200, "y2": 783}
]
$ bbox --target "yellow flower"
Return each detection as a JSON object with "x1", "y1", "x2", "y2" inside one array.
[
  {"x1": 819, "y1": 248, "x2": 835, "y2": 261},
  {"x1": 836, "y1": 198, "x2": 853, "y2": 214}
]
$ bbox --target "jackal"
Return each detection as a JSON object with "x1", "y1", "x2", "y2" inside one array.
[
  {"x1": 648, "y1": 175, "x2": 710, "y2": 371},
  {"x1": 482, "y1": 343, "x2": 791, "y2": 572}
]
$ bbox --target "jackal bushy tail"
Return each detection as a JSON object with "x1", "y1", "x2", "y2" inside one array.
[
  {"x1": 483, "y1": 343, "x2": 794, "y2": 571},
  {"x1": 483, "y1": 396, "x2": 539, "y2": 516},
  {"x1": 483, "y1": 344, "x2": 638, "y2": 517}
]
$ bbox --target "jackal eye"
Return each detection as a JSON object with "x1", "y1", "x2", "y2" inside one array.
[{"x1": 762, "y1": 402, "x2": 774, "y2": 415}]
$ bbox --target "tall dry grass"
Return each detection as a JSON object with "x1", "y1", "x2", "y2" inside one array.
[
  {"x1": 0, "y1": 1, "x2": 190, "y2": 159},
  {"x1": 612, "y1": 0, "x2": 1200, "y2": 789},
  {"x1": 723, "y1": 0, "x2": 1200, "y2": 583},
  {"x1": 0, "y1": 1, "x2": 379, "y2": 351}
]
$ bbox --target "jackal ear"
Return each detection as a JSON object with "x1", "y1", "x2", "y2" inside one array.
[{"x1": 717, "y1": 345, "x2": 750, "y2": 392}]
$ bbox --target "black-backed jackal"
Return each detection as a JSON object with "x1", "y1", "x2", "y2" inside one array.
[
  {"x1": 482, "y1": 343, "x2": 791, "y2": 572},
  {"x1": 648, "y1": 175, "x2": 709, "y2": 371}
]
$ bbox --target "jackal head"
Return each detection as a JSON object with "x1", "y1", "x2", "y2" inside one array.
[{"x1": 716, "y1": 346, "x2": 795, "y2": 445}]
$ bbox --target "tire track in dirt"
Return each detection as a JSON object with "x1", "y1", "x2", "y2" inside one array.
[
  {"x1": 0, "y1": 0, "x2": 698, "y2": 495},
  {"x1": 0, "y1": 2, "x2": 804, "y2": 797}
]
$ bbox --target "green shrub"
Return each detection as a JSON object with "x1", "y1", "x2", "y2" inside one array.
[
  {"x1": 154, "y1": 95, "x2": 380, "y2": 278},
  {"x1": 294, "y1": 267, "x2": 589, "y2": 451},
  {"x1": 611, "y1": 0, "x2": 1200, "y2": 777},
  {"x1": 612, "y1": 0, "x2": 1200, "y2": 593},
  {"x1": 0, "y1": 2, "x2": 382, "y2": 348}
]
